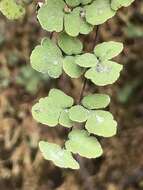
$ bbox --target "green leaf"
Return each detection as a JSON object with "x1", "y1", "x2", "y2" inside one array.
[
  {"x1": 58, "y1": 33, "x2": 83, "y2": 55},
  {"x1": 80, "y1": 0, "x2": 93, "y2": 5},
  {"x1": 59, "y1": 109, "x2": 73, "y2": 128},
  {"x1": 111, "y1": 0, "x2": 135, "y2": 10},
  {"x1": 64, "y1": 7, "x2": 93, "y2": 37},
  {"x1": 75, "y1": 53, "x2": 98, "y2": 68},
  {"x1": 69, "y1": 105, "x2": 90, "y2": 122},
  {"x1": 82, "y1": 93, "x2": 110, "y2": 109},
  {"x1": 65, "y1": 129, "x2": 103, "y2": 158},
  {"x1": 32, "y1": 89, "x2": 74, "y2": 127},
  {"x1": 65, "y1": 0, "x2": 80, "y2": 7},
  {"x1": 37, "y1": 0, "x2": 65, "y2": 32},
  {"x1": 46, "y1": 62, "x2": 63, "y2": 78},
  {"x1": 39, "y1": 141, "x2": 79, "y2": 169},
  {"x1": 85, "y1": 60, "x2": 123, "y2": 86},
  {"x1": 37, "y1": 0, "x2": 93, "y2": 36},
  {"x1": 85, "y1": 111, "x2": 117, "y2": 137},
  {"x1": 85, "y1": 0, "x2": 116, "y2": 25},
  {"x1": 49, "y1": 88, "x2": 74, "y2": 108},
  {"x1": 0, "y1": 0, "x2": 25, "y2": 20},
  {"x1": 63, "y1": 56, "x2": 84, "y2": 78},
  {"x1": 32, "y1": 97, "x2": 61, "y2": 126},
  {"x1": 65, "y1": 0, "x2": 92, "y2": 7},
  {"x1": 94, "y1": 41, "x2": 123, "y2": 61},
  {"x1": 30, "y1": 38, "x2": 63, "y2": 78},
  {"x1": 79, "y1": 15, "x2": 94, "y2": 35}
]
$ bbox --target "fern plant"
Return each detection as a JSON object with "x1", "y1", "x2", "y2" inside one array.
[
  {"x1": 1, "y1": 0, "x2": 135, "y2": 169},
  {"x1": 30, "y1": 0, "x2": 135, "y2": 169}
]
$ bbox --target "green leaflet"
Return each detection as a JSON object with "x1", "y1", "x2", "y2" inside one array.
[
  {"x1": 59, "y1": 109, "x2": 74, "y2": 128},
  {"x1": 65, "y1": 0, "x2": 92, "y2": 7},
  {"x1": 76, "y1": 53, "x2": 98, "y2": 68},
  {"x1": 68, "y1": 107, "x2": 117, "y2": 137},
  {"x1": 32, "y1": 97, "x2": 61, "y2": 126},
  {"x1": 39, "y1": 141, "x2": 79, "y2": 169},
  {"x1": 69, "y1": 105, "x2": 90, "y2": 122},
  {"x1": 94, "y1": 41, "x2": 123, "y2": 61},
  {"x1": 30, "y1": 38, "x2": 63, "y2": 78},
  {"x1": 37, "y1": 0, "x2": 65, "y2": 32},
  {"x1": 0, "y1": 0, "x2": 25, "y2": 20},
  {"x1": 85, "y1": 0, "x2": 116, "y2": 25},
  {"x1": 32, "y1": 89, "x2": 74, "y2": 127},
  {"x1": 82, "y1": 93, "x2": 110, "y2": 109},
  {"x1": 85, "y1": 60, "x2": 123, "y2": 86},
  {"x1": 49, "y1": 88, "x2": 74, "y2": 108},
  {"x1": 85, "y1": 110, "x2": 117, "y2": 137},
  {"x1": 111, "y1": 0, "x2": 135, "y2": 10},
  {"x1": 68, "y1": 96, "x2": 117, "y2": 137},
  {"x1": 75, "y1": 41, "x2": 123, "y2": 86},
  {"x1": 58, "y1": 32, "x2": 83, "y2": 55},
  {"x1": 65, "y1": 0, "x2": 80, "y2": 7},
  {"x1": 63, "y1": 56, "x2": 84, "y2": 78},
  {"x1": 64, "y1": 7, "x2": 93, "y2": 37},
  {"x1": 38, "y1": 0, "x2": 93, "y2": 37},
  {"x1": 65, "y1": 129, "x2": 103, "y2": 158},
  {"x1": 37, "y1": 0, "x2": 117, "y2": 35}
]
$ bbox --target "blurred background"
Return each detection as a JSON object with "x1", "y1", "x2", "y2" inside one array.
[{"x1": 0, "y1": 1, "x2": 143, "y2": 190}]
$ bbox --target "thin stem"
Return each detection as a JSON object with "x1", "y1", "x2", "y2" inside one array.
[
  {"x1": 78, "y1": 25, "x2": 100, "y2": 104},
  {"x1": 76, "y1": 25, "x2": 100, "y2": 190},
  {"x1": 49, "y1": 32, "x2": 53, "y2": 39},
  {"x1": 66, "y1": 27, "x2": 101, "y2": 190},
  {"x1": 94, "y1": 25, "x2": 100, "y2": 46},
  {"x1": 78, "y1": 78, "x2": 87, "y2": 103}
]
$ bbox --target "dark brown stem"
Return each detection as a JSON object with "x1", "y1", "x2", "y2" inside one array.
[
  {"x1": 49, "y1": 32, "x2": 53, "y2": 39},
  {"x1": 76, "y1": 26, "x2": 100, "y2": 190},
  {"x1": 78, "y1": 25, "x2": 100, "y2": 104},
  {"x1": 93, "y1": 26, "x2": 100, "y2": 47},
  {"x1": 78, "y1": 78, "x2": 87, "y2": 103}
]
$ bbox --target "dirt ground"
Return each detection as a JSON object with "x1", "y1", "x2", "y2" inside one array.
[{"x1": 0, "y1": 1, "x2": 143, "y2": 190}]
